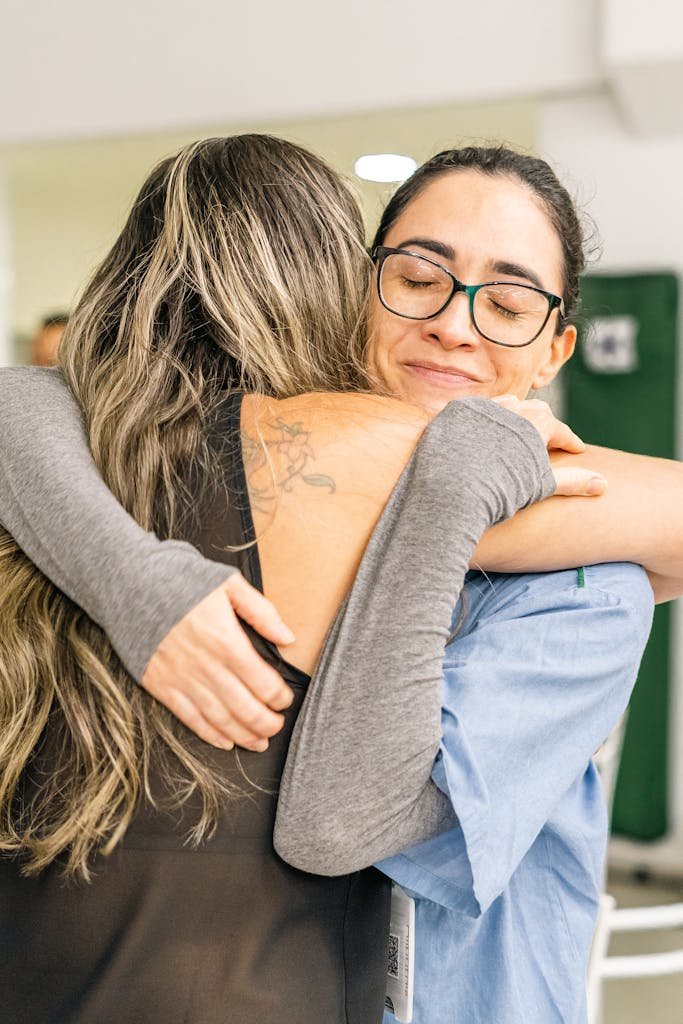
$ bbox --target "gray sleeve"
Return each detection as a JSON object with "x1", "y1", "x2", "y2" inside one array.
[
  {"x1": 274, "y1": 397, "x2": 556, "y2": 875},
  {"x1": 0, "y1": 366, "x2": 235, "y2": 681}
]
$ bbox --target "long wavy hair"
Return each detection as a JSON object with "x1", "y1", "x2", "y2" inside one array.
[{"x1": 0, "y1": 135, "x2": 372, "y2": 879}]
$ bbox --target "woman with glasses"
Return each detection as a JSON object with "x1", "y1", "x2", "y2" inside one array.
[
  {"x1": 0, "y1": 144, "x2": 678, "y2": 1022},
  {"x1": 279, "y1": 149, "x2": 658, "y2": 1023}
]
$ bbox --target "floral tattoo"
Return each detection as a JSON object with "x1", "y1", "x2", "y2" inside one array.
[{"x1": 242, "y1": 417, "x2": 336, "y2": 511}]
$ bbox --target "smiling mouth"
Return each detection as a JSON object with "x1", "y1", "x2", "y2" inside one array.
[{"x1": 404, "y1": 362, "x2": 484, "y2": 385}]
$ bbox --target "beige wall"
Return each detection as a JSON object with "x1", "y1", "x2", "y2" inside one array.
[{"x1": 6, "y1": 98, "x2": 537, "y2": 357}]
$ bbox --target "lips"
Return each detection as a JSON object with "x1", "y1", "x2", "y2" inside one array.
[{"x1": 404, "y1": 361, "x2": 485, "y2": 385}]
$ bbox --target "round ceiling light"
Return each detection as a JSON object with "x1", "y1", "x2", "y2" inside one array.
[{"x1": 354, "y1": 153, "x2": 418, "y2": 183}]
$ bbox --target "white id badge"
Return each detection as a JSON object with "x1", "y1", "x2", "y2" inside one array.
[{"x1": 384, "y1": 883, "x2": 415, "y2": 1023}]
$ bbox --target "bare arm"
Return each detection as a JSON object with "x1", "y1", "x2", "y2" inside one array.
[
  {"x1": 0, "y1": 365, "x2": 670, "y2": 756},
  {"x1": 475, "y1": 445, "x2": 683, "y2": 601}
]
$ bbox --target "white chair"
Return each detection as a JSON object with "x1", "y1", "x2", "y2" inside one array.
[
  {"x1": 586, "y1": 894, "x2": 683, "y2": 1024},
  {"x1": 586, "y1": 714, "x2": 683, "y2": 1023}
]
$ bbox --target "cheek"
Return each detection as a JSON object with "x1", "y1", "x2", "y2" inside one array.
[
  {"x1": 489, "y1": 350, "x2": 536, "y2": 397},
  {"x1": 364, "y1": 310, "x2": 382, "y2": 375},
  {"x1": 367, "y1": 303, "x2": 401, "y2": 371}
]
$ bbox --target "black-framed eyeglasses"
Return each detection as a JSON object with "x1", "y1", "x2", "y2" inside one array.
[{"x1": 371, "y1": 246, "x2": 564, "y2": 349}]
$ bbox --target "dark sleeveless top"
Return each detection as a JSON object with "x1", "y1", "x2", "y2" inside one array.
[{"x1": 0, "y1": 392, "x2": 391, "y2": 1024}]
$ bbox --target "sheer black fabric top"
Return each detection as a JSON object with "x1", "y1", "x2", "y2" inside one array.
[{"x1": 0, "y1": 391, "x2": 391, "y2": 1024}]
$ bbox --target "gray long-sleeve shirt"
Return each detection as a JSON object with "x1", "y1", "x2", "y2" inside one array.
[
  {"x1": 0, "y1": 366, "x2": 554, "y2": 865},
  {"x1": 274, "y1": 397, "x2": 555, "y2": 873},
  {"x1": 0, "y1": 367, "x2": 235, "y2": 682}
]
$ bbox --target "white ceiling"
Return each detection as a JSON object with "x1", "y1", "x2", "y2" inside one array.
[
  {"x1": 602, "y1": 0, "x2": 683, "y2": 136},
  {"x1": 1, "y1": 0, "x2": 602, "y2": 144}
]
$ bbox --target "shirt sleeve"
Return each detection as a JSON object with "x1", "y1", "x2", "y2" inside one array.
[
  {"x1": 377, "y1": 562, "x2": 654, "y2": 916},
  {"x1": 274, "y1": 397, "x2": 556, "y2": 875},
  {"x1": 0, "y1": 366, "x2": 235, "y2": 681}
]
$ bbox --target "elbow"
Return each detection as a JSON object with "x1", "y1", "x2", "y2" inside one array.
[{"x1": 273, "y1": 815, "x2": 370, "y2": 877}]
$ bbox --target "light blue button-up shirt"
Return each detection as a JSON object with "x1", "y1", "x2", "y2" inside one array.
[{"x1": 379, "y1": 563, "x2": 654, "y2": 1024}]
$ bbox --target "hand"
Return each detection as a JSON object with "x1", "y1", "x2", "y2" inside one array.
[
  {"x1": 492, "y1": 395, "x2": 607, "y2": 498},
  {"x1": 551, "y1": 464, "x2": 607, "y2": 497},
  {"x1": 141, "y1": 573, "x2": 295, "y2": 751},
  {"x1": 491, "y1": 395, "x2": 585, "y2": 452}
]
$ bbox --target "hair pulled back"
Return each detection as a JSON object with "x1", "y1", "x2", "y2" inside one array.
[{"x1": 373, "y1": 145, "x2": 587, "y2": 327}]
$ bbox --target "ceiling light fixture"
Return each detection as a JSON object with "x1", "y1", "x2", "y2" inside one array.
[{"x1": 354, "y1": 153, "x2": 418, "y2": 183}]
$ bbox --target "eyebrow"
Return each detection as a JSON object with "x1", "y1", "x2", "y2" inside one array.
[
  {"x1": 396, "y1": 237, "x2": 455, "y2": 261},
  {"x1": 491, "y1": 260, "x2": 545, "y2": 291},
  {"x1": 395, "y1": 237, "x2": 547, "y2": 292}
]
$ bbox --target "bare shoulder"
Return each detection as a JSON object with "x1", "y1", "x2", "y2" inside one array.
[
  {"x1": 241, "y1": 392, "x2": 430, "y2": 508},
  {"x1": 239, "y1": 392, "x2": 431, "y2": 671},
  {"x1": 242, "y1": 391, "x2": 429, "y2": 444}
]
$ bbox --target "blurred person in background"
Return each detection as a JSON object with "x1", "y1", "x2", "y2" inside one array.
[{"x1": 28, "y1": 310, "x2": 68, "y2": 366}]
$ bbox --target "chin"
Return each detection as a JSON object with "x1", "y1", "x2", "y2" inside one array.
[
  {"x1": 411, "y1": 382, "x2": 491, "y2": 414},
  {"x1": 405, "y1": 390, "x2": 462, "y2": 416}
]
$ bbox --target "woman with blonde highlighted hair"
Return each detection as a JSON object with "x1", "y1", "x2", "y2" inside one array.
[
  {"x1": 0, "y1": 137, "x2": 680, "y2": 1022},
  {"x1": 0, "y1": 134, "x2": 586, "y2": 1024}
]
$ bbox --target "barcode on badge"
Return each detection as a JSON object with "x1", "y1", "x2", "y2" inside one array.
[
  {"x1": 388, "y1": 933, "x2": 400, "y2": 979},
  {"x1": 385, "y1": 885, "x2": 415, "y2": 1022}
]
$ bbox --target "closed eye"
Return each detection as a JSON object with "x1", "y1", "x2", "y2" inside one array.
[
  {"x1": 400, "y1": 276, "x2": 439, "y2": 289},
  {"x1": 488, "y1": 298, "x2": 524, "y2": 320}
]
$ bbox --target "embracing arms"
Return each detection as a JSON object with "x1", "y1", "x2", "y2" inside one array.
[
  {"x1": 475, "y1": 443, "x2": 683, "y2": 593},
  {"x1": 272, "y1": 397, "x2": 555, "y2": 871},
  {"x1": 0, "y1": 365, "x2": 676, "y2": 747},
  {"x1": 0, "y1": 367, "x2": 295, "y2": 750}
]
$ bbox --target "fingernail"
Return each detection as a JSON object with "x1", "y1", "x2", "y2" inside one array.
[
  {"x1": 587, "y1": 477, "x2": 606, "y2": 495},
  {"x1": 248, "y1": 739, "x2": 269, "y2": 753},
  {"x1": 220, "y1": 739, "x2": 235, "y2": 751},
  {"x1": 278, "y1": 627, "x2": 296, "y2": 644}
]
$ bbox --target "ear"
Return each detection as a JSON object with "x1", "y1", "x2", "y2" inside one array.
[{"x1": 530, "y1": 324, "x2": 577, "y2": 391}]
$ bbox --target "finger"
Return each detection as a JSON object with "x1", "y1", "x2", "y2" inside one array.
[
  {"x1": 170, "y1": 671, "x2": 283, "y2": 750},
  {"x1": 225, "y1": 573, "x2": 295, "y2": 646},
  {"x1": 160, "y1": 689, "x2": 235, "y2": 751},
  {"x1": 553, "y1": 467, "x2": 606, "y2": 497},
  {"x1": 218, "y1": 592, "x2": 295, "y2": 711},
  {"x1": 490, "y1": 394, "x2": 519, "y2": 411},
  {"x1": 547, "y1": 420, "x2": 585, "y2": 454},
  {"x1": 143, "y1": 642, "x2": 285, "y2": 747},
  {"x1": 189, "y1": 663, "x2": 287, "y2": 742},
  {"x1": 141, "y1": 675, "x2": 240, "y2": 751}
]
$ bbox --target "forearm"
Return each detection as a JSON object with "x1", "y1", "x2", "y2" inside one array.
[
  {"x1": 0, "y1": 367, "x2": 233, "y2": 680},
  {"x1": 274, "y1": 399, "x2": 555, "y2": 876},
  {"x1": 475, "y1": 445, "x2": 683, "y2": 600}
]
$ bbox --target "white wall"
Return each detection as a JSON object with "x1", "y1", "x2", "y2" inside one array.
[
  {"x1": 540, "y1": 93, "x2": 683, "y2": 871},
  {"x1": 0, "y1": 169, "x2": 13, "y2": 366},
  {"x1": 7, "y1": 98, "x2": 537, "y2": 339},
  {"x1": 603, "y1": 0, "x2": 683, "y2": 62},
  {"x1": 0, "y1": 0, "x2": 600, "y2": 143},
  {"x1": 539, "y1": 94, "x2": 683, "y2": 271}
]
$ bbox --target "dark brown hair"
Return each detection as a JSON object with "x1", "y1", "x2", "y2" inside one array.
[{"x1": 373, "y1": 145, "x2": 589, "y2": 328}]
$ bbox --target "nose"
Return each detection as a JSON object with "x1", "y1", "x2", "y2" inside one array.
[{"x1": 421, "y1": 291, "x2": 480, "y2": 351}]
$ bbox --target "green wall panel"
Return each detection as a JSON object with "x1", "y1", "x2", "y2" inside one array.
[{"x1": 565, "y1": 272, "x2": 679, "y2": 841}]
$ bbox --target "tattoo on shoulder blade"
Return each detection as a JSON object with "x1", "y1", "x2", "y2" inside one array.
[{"x1": 242, "y1": 417, "x2": 336, "y2": 511}]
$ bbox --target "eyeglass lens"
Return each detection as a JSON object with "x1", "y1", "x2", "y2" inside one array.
[{"x1": 379, "y1": 252, "x2": 551, "y2": 346}]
